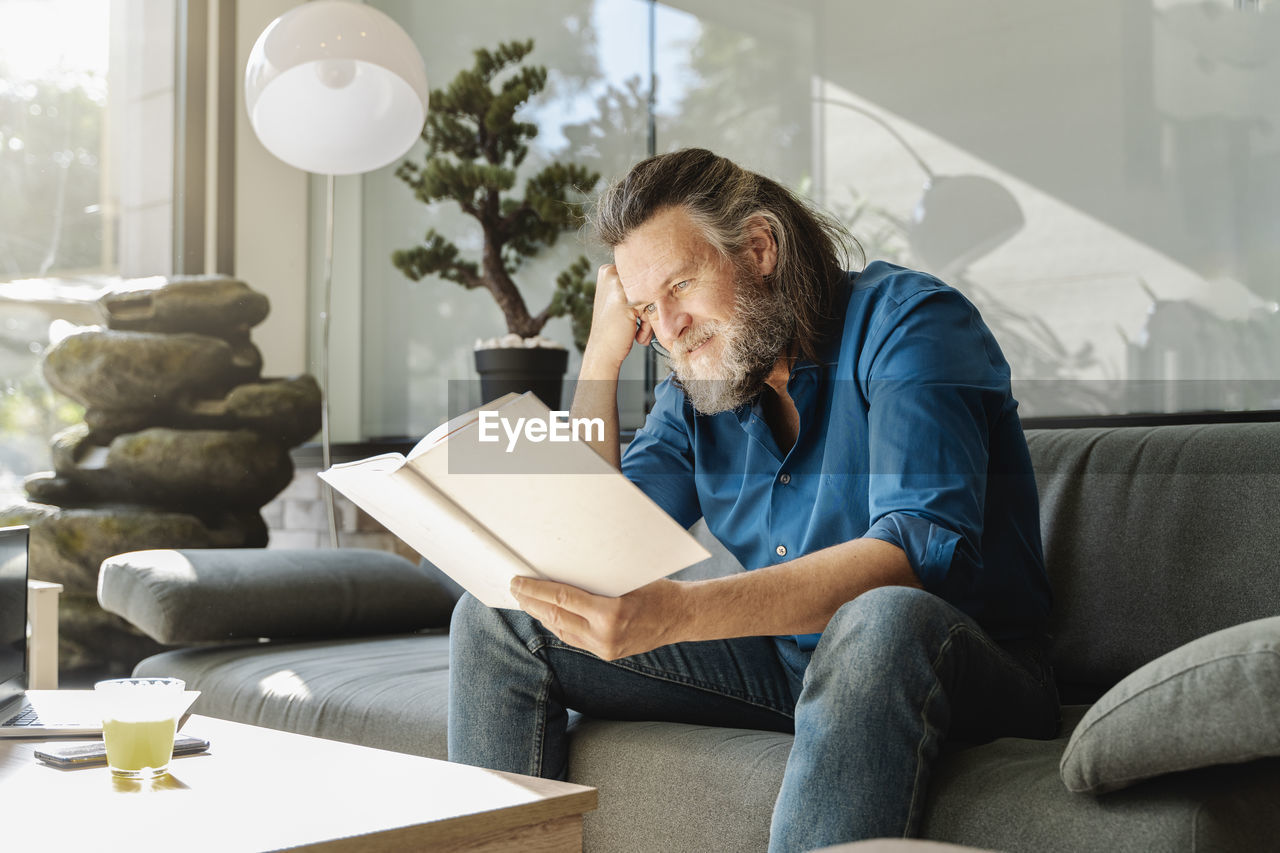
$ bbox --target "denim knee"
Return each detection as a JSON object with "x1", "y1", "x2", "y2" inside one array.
[
  {"x1": 450, "y1": 592, "x2": 488, "y2": 639},
  {"x1": 815, "y1": 586, "x2": 961, "y2": 670},
  {"x1": 450, "y1": 592, "x2": 545, "y2": 657}
]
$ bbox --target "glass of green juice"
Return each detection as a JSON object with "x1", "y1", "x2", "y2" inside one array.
[{"x1": 94, "y1": 678, "x2": 187, "y2": 779}]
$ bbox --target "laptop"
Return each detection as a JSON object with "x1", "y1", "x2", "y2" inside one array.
[{"x1": 0, "y1": 525, "x2": 104, "y2": 737}]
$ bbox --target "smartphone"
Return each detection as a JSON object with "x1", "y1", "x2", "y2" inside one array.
[{"x1": 34, "y1": 734, "x2": 211, "y2": 768}]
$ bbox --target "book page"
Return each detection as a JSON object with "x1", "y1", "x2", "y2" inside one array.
[
  {"x1": 324, "y1": 452, "x2": 407, "y2": 473},
  {"x1": 407, "y1": 393, "x2": 710, "y2": 597},
  {"x1": 409, "y1": 392, "x2": 523, "y2": 458},
  {"x1": 318, "y1": 459, "x2": 537, "y2": 608}
]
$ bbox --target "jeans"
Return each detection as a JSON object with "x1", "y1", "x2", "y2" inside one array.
[{"x1": 448, "y1": 585, "x2": 1060, "y2": 852}]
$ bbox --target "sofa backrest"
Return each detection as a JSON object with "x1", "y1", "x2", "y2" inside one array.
[{"x1": 1025, "y1": 421, "x2": 1280, "y2": 699}]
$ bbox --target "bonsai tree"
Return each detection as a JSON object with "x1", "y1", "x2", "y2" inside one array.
[{"x1": 392, "y1": 40, "x2": 599, "y2": 350}]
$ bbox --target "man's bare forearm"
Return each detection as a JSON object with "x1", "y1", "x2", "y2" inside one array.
[
  {"x1": 509, "y1": 536, "x2": 920, "y2": 661},
  {"x1": 569, "y1": 263, "x2": 649, "y2": 469},
  {"x1": 675, "y1": 537, "x2": 920, "y2": 641},
  {"x1": 569, "y1": 353, "x2": 624, "y2": 468}
]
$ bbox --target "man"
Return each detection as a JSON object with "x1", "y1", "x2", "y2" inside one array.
[{"x1": 449, "y1": 148, "x2": 1059, "y2": 851}]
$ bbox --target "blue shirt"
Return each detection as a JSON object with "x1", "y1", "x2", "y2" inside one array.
[{"x1": 621, "y1": 261, "x2": 1051, "y2": 650}]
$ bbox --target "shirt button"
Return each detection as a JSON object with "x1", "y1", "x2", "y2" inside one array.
[
  {"x1": 775, "y1": 545, "x2": 787, "y2": 557},
  {"x1": 779, "y1": 473, "x2": 791, "y2": 485}
]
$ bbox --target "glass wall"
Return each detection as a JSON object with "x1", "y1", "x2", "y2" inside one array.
[
  {"x1": 353, "y1": 0, "x2": 1280, "y2": 440},
  {"x1": 358, "y1": 0, "x2": 651, "y2": 439},
  {"x1": 0, "y1": 0, "x2": 178, "y2": 507},
  {"x1": 360, "y1": 0, "x2": 820, "y2": 438},
  {"x1": 811, "y1": 0, "x2": 1279, "y2": 417}
]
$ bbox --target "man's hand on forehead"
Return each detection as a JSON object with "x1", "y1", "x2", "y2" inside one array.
[{"x1": 579, "y1": 263, "x2": 652, "y2": 372}]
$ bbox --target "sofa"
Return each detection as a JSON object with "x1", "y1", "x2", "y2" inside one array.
[{"x1": 99, "y1": 421, "x2": 1280, "y2": 852}]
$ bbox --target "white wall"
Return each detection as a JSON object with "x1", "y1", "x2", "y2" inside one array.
[{"x1": 234, "y1": 0, "x2": 309, "y2": 378}]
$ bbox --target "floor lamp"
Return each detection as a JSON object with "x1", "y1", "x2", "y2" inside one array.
[{"x1": 245, "y1": 0, "x2": 429, "y2": 547}]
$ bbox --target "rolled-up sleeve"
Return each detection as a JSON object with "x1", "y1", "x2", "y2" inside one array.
[
  {"x1": 859, "y1": 289, "x2": 1005, "y2": 599},
  {"x1": 621, "y1": 377, "x2": 703, "y2": 529}
]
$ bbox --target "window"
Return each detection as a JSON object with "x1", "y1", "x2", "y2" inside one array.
[
  {"x1": 351, "y1": 0, "x2": 817, "y2": 440},
  {"x1": 1, "y1": 0, "x2": 116, "y2": 279},
  {"x1": 811, "y1": 0, "x2": 1280, "y2": 419},
  {"x1": 349, "y1": 0, "x2": 652, "y2": 440},
  {"x1": 330, "y1": 0, "x2": 1280, "y2": 442},
  {"x1": 0, "y1": 0, "x2": 182, "y2": 507}
]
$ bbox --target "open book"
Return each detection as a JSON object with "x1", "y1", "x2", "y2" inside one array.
[{"x1": 319, "y1": 392, "x2": 711, "y2": 609}]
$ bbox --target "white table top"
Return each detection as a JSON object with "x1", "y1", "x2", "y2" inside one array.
[{"x1": 0, "y1": 706, "x2": 595, "y2": 852}]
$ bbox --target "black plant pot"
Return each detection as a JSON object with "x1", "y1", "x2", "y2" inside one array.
[{"x1": 474, "y1": 346, "x2": 569, "y2": 409}]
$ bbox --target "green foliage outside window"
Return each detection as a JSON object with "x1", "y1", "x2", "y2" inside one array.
[{"x1": 0, "y1": 69, "x2": 107, "y2": 279}]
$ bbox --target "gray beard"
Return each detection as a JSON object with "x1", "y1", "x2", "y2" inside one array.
[{"x1": 670, "y1": 273, "x2": 794, "y2": 416}]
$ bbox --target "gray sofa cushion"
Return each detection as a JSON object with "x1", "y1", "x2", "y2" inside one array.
[
  {"x1": 1025, "y1": 423, "x2": 1280, "y2": 695},
  {"x1": 570, "y1": 705, "x2": 1280, "y2": 853},
  {"x1": 569, "y1": 717, "x2": 791, "y2": 853},
  {"x1": 1060, "y1": 615, "x2": 1280, "y2": 793},
  {"x1": 920, "y1": 708, "x2": 1280, "y2": 853},
  {"x1": 101, "y1": 548, "x2": 456, "y2": 643},
  {"x1": 134, "y1": 633, "x2": 452, "y2": 760}
]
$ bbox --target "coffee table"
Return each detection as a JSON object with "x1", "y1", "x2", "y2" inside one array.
[{"x1": 0, "y1": 710, "x2": 596, "y2": 852}]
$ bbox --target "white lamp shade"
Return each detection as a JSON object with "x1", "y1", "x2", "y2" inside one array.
[{"x1": 245, "y1": 0, "x2": 429, "y2": 175}]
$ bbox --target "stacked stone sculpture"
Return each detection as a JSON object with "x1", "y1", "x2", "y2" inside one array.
[{"x1": 0, "y1": 276, "x2": 320, "y2": 673}]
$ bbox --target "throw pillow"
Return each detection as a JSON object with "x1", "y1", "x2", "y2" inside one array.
[{"x1": 1060, "y1": 615, "x2": 1280, "y2": 794}]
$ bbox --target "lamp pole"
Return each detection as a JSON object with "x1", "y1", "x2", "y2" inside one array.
[
  {"x1": 320, "y1": 173, "x2": 338, "y2": 548},
  {"x1": 243, "y1": 0, "x2": 429, "y2": 549}
]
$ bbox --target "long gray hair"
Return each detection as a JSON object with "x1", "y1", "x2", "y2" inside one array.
[{"x1": 590, "y1": 148, "x2": 860, "y2": 363}]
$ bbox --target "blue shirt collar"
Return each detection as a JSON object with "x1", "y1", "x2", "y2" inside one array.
[{"x1": 732, "y1": 272, "x2": 856, "y2": 426}]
